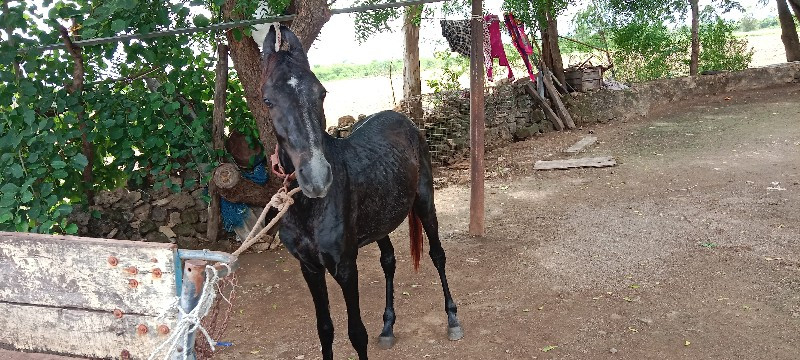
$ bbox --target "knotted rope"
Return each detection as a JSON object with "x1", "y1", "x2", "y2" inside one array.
[{"x1": 232, "y1": 185, "x2": 301, "y2": 256}]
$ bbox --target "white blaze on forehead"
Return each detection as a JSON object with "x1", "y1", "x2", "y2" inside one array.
[{"x1": 293, "y1": 74, "x2": 325, "y2": 171}]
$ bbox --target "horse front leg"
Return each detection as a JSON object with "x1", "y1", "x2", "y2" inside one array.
[
  {"x1": 333, "y1": 260, "x2": 369, "y2": 359},
  {"x1": 376, "y1": 236, "x2": 397, "y2": 349},
  {"x1": 301, "y1": 263, "x2": 335, "y2": 360}
]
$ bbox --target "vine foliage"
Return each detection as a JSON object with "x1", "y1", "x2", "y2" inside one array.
[{"x1": 0, "y1": 0, "x2": 258, "y2": 234}]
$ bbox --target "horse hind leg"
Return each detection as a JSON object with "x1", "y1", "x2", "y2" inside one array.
[
  {"x1": 377, "y1": 236, "x2": 397, "y2": 349},
  {"x1": 413, "y1": 184, "x2": 464, "y2": 341}
]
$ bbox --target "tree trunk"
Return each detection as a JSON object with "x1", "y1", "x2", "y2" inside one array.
[
  {"x1": 2, "y1": 1, "x2": 20, "y2": 80},
  {"x1": 208, "y1": 43, "x2": 229, "y2": 242},
  {"x1": 402, "y1": 5, "x2": 423, "y2": 123},
  {"x1": 777, "y1": 0, "x2": 800, "y2": 61},
  {"x1": 545, "y1": 11, "x2": 566, "y2": 86},
  {"x1": 539, "y1": 6, "x2": 566, "y2": 86},
  {"x1": 789, "y1": 0, "x2": 800, "y2": 21},
  {"x1": 690, "y1": 0, "x2": 700, "y2": 75}
]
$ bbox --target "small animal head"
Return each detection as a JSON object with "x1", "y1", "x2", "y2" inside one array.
[{"x1": 261, "y1": 25, "x2": 332, "y2": 198}]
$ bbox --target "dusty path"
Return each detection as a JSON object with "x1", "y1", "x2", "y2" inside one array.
[{"x1": 216, "y1": 84, "x2": 800, "y2": 360}]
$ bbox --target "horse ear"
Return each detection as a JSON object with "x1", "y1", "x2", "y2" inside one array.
[
  {"x1": 280, "y1": 26, "x2": 310, "y2": 69},
  {"x1": 262, "y1": 24, "x2": 310, "y2": 69}
]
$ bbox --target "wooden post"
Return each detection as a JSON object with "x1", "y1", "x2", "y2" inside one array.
[
  {"x1": 469, "y1": 0, "x2": 485, "y2": 236},
  {"x1": 207, "y1": 44, "x2": 228, "y2": 242},
  {"x1": 174, "y1": 259, "x2": 207, "y2": 360}
]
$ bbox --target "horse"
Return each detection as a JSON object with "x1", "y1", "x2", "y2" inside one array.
[{"x1": 259, "y1": 25, "x2": 463, "y2": 360}]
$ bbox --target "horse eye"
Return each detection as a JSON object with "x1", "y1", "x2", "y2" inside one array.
[{"x1": 264, "y1": 99, "x2": 274, "y2": 108}]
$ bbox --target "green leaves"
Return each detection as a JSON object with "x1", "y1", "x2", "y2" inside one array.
[
  {"x1": 193, "y1": 14, "x2": 211, "y2": 28},
  {"x1": 71, "y1": 154, "x2": 88, "y2": 170},
  {"x1": 51, "y1": 160, "x2": 67, "y2": 169},
  {"x1": 64, "y1": 223, "x2": 78, "y2": 235},
  {"x1": 10, "y1": 164, "x2": 24, "y2": 178},
  {"x1": 0, "y1": 0, "x2": 252, "y2": 236},
  {"x1": 111, "y1": 19, "x2": 127, "y2": 33}
]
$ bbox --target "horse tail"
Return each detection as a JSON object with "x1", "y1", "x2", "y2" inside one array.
[{"x1": 408, "y1": 207, "x2": 424, "y2": 272}]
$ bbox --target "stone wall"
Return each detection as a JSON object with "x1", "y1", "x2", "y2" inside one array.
[
  {"x1": 405, "y1": 62, "x2": 800, "y2": 165},
  {"x1": 568, "y1": 62, "x2": 800, "y2": 124},
  {"x1": 68, "y1": 183, "x2": 229, "y2": 249}
]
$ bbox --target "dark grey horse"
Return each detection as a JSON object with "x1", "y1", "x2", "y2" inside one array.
[{"x1": 259, "y1": 25, "x2": 463, "y2": 360}]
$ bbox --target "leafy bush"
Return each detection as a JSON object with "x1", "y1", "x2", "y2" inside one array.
[
  {"x1": 0, "y1": 1, "x2": 258, "y2": 234},
  {"x1": 610, "y1": 19, "x2": 689, "y2": 82},
  {"x1": 425, "y1": 51, "x2": 468, "y2": 96},
  {"x1": 698, "y1": 17, "x2": 753, "y2": 73}
]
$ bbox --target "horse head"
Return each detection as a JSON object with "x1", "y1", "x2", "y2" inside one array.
[{"x1": 261, "y1": 25, "x2": 332, "y2": 198}]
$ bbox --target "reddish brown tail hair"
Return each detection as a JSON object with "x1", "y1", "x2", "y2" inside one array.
[{"x1": 408, "y1": 208, "x2": 424, "y2": 271}]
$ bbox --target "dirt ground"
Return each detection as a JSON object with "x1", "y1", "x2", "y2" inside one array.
[{"x1": 216, "y1": 84, "x2": 800, "y2": 360}]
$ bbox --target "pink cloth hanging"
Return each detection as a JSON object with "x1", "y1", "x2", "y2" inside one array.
[
  {"x1": 504, "y1": 13, "x2": 536, "y2": 81},
  {"x1": 484, "y1": 14, "x2": 514, "y2": 81}
]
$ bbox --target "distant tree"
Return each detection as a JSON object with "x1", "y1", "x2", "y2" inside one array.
[
  {"x1": 353, "y1": 0, "x2": 468, "y2": 121},
  {"x1": 606, "y1": 0, "x2": 742, "y2": 76},
  {"x1": 738, "y1": 13, "x2": 759, "y2": 31}
]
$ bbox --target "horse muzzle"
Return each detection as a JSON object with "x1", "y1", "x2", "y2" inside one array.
[{"x1": 296, "y1": 154, "x2": 333, "y2": 198}]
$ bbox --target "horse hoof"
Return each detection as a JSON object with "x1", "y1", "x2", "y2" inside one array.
[
  {"x1": 448, "y1": 326, "x2": 464, "y2": 341},
  {"x1": 378, "y1": 336, "x2": 396, "y2": 349}
]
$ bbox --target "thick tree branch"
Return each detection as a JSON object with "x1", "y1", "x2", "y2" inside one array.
[
  {"x1": 289, "y1": 0, "x2": 332, "y2": 51},
  {"x1": 2, "y1": 0, "x2": 20, "y2": 80},
  {"x1": 222, "y1": 0, "x2": 275, "y2": 151},
  {"x1": 57, "y1": 21, "x2": 94, "y2": 204}
]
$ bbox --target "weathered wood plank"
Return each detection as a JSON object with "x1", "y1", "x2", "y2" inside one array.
[
  {"x1": 534, "y1": 156, "x2": 616, "y2": 170},
  {"x1": 524, "y1": 82, "x2": 564, "y2": 131},
  {"x1": 541, "y1": 68, "x2": 576, "y2": 129},
  {"x1": 0, "y1": 301, "x2": 176, "y2": 360},
  {"x1": 0, "y1": 232, "x2": 177, "y2": 316},
  {"x1": 0, "y1": 348, "x2": 88, "y2": 360},
  {"x1": 564, "y1": 136, "x2": 598, "y2": 154}
]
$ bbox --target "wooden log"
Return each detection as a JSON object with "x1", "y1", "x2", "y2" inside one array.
[
  {"x1": 208, "y1": 43, "x2": 229, "y2": 242},
  {"x1": 541, "y1": 67, "x2": 576, "y2": 129},
  {"x1": 524, "y1": 82, "x2": 564, "y2": 131},
  {"x1": 534, "y1": 156, "x2": 616, "y2": 170},
  {"x1": 564, "y1": 136, "x2": 598, "y2": 154},
  {"x1": 0, "y1": 301, "x2": 175, "y2": 360},
  {"x1": 0, "y1": 232, "x2": 177, "y2": 315},
  {"x1": 211, "y1": 163, "x2": 276, "y2": 207}
]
